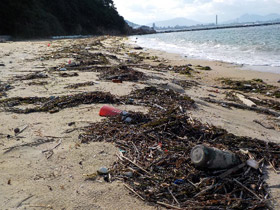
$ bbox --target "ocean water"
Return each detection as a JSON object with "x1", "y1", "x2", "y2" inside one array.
[{"x1": 131, "y1": 25, "x2": 280, "y2": 73}]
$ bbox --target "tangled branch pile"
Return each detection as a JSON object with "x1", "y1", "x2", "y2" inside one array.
[{"x1": 80, "y1": 87, "x2": 280, "y2": 209}]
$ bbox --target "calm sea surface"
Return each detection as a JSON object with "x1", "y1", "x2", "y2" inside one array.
[{"x1": 131, "y1": 25, "x2": 280, "y2": 73}]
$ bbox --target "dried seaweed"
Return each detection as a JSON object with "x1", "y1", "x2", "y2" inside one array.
[
  {"x1": 0, "y1": 92, "x2": 118, "y2": 114},
  {"x1": 59, "y1": 72, "x2": 79, "y2": 77},
  {"x1": 220, "y1": 78, "x2": 280, "y2": 98},
  {"x1": 202, "y1": 97, "x2": 280, "y2": 117},
  {"x1": 39, "y1": 37, "x2": 107, "y2": 61},
  {"x1": 158, "y1": 64, "x2": 194, "y2": 75},
  {"x1": 15, "y1": 72, "x2": 48, "y2": 80},
  {"x1": 250, "y1": 98, "x2": 280, "y2": 111},
  {"x1": 123, "y1": 86, "x2": 195, "y2": 110},
  {"x1": 226, "y1": 91, "x2": 280, "y2": 112},
  {"x1": 27, "y1": 81, "x2": 48, "y2": 86},
  {"x1": 98, "y1": 65, "x2": 147, "y2": 82},
  {"x1": 65, "y1": 81, "x2": 95, "y2": 89},
  {"x1": 0, "y1": 82, "x2": 13, "y2": 98},
  {"x1": 171, "y1": 79, "x2": 199, "y2": 89},
  {"x1": 138, "y1": 63, "x2": 195, "y2": 76},
  {"x1": 79, "y1": 86, "x2": 279, "y2": 209},
  {"x1": 196, "y1": 65, "x2": 212, "y2": 71}
]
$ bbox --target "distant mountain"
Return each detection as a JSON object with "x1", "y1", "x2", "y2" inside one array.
[
  {"x1": 125, "y1": 20, "x2": 140, "y2": 28},
  {"x1": 148, "y1": 17, "x2": 201, "y2": 28},
  {"x1": 224, "y1": 13, "x2": 280, "y2": 24}
]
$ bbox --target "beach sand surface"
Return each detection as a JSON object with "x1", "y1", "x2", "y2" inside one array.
[{"x1": 0, "y1": 37, "x2": 279, "y2": 209}]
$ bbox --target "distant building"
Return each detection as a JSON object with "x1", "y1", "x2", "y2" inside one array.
[{"x1": 152, "y1": 23, "x2": 156, "y2": 29}]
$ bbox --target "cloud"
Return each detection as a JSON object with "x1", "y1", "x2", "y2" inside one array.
[{"x1": 114, "y1": 0, "x2": 280, "y2": 24}]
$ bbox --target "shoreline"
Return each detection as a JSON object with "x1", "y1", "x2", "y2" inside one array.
[
  {"x1": 136, "y1": 46, "x2": 280, "y2": 86},
  {"x1": 140, "y1": 45, "x2": 280, "y2": 75},
  {"x1": 129, "y1": 32, "x2": 280, "y2": 74},
  {"x1": 0, "y1": 36, "x2": 279, "y2": 209}
]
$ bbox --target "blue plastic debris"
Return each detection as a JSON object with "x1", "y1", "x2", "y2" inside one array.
[{"x1": 174, "y1": 179, "x2": 185, "y2": 185}]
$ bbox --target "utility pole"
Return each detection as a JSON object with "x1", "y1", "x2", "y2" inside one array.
[{"x1": 216, "y1": 15, "x2": 218, "y2": 25}]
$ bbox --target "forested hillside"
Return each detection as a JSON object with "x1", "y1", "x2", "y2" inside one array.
[{"x1": 0, "y1": 0, "x2": 130, "y2": 38}]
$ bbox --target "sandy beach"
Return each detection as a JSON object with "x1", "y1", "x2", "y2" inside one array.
[{"x1": 0, "y1": 36, "x2": 279, "y2": 209}]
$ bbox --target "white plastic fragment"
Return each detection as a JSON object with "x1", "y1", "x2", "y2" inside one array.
[{"x1": 246, "y1": 159, "x2": 259, "y2": 170}]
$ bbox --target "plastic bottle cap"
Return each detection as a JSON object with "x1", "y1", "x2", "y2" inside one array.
[{"x1": 191, "y1": 146, "x2": 206, "y2": 165}]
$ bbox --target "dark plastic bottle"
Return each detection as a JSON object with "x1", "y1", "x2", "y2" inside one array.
[{"x1": 191, "y1": 144, "x2": 240, "y2": 169}]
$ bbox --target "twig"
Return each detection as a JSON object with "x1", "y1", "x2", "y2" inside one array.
[
  {"x1": 121, "y1": 156, "x2": 152, "y2": 176},
  {"x1": 46, "y1": 151, "x2": 54, "y2": 159},
  {"x1": 28, "y1": 204, "x2": 53, "y2": 209},
  {"x1": 43, "y1": 136, "x2": 69, "y2": 139},
  {"x1": 16, "y1": 195, "x2": 34, "y2": 208},
  {"x1": 116, "y1": 151, "x2": 124, "y2": 160},
  {"x1": 219, "y1": 163, "x2": 246, "y2": 179},
  {"x1": 186, "y1": 179, "x2": 198, "y2": 189},
  {"x1": 63, "y1": 128, "x2": 80, "y2": 134},
  {"x1": 269, "y1": 161, "x2": 280, "y2": 174},
  {"x1": 253, "y1": 120, "x2": 274, "y2": 130},
  {"x1": 42, "y1": 140, "x2": 62, "y2": 159},
  {"x1": 42, "y1": 139, "x2": 62, "y2": 153},
  {"x1": 157, "y1": 201, "x2": 183, "y2": 210},
  {"x1": 131, "y1": 141, "x2": 140, "y2": 158},
  {"x1": 15, "y1": 125, "x2": 29, "y2": 136},
  {"x1": 194, "y1": 185, "x2": 216, "y2": 198},
  {"x1": 168, "y1": 187, "x2": 180, "y2": 207},
  {"x1": 233, "y1": 179, "x2": 262, "y2": 200},
  {"x1": 154, "y1": 104, "x2": 166, "y2": 111},
  {"x1": 245, "y1": 149, "x2": 280, "y2": 154},
  {"x1": 123, "y1": 183, "x2": 145, "y2": 201}
]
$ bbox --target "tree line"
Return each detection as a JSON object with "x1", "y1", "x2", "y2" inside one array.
[{"x1": 0, "y1": 0, "x2": 129, "y2": 38}]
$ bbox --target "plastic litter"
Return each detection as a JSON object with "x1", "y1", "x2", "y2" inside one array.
[
  {"x1": 191, "y1": 144, "x2": 240, "y2": 169},
  {"x1": 174, "y1": 179, "x2": 185, "y2": 185},
  {"x1": 99, "y1": 105, "x2": 122, "y2": 117},
  {"x1": 246, "y1": 159, "x2": 259, "y2": 169}
]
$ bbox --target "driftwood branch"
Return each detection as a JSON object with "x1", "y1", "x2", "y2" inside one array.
[
  {"x1": 124, "y1": 183, "x2": 145, "y2": 201},
  {"x1": 202, "y1": 97, "x2": 280, "y2": 117}
]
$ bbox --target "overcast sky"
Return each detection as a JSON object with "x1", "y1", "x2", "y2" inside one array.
[{"x1": 113, "y1": 0, "x2": 280, "y2": 24}]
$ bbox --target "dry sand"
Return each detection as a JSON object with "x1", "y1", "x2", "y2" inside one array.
[{"x1": 0, "y1": 36, "x2": 279, "y2": 209}]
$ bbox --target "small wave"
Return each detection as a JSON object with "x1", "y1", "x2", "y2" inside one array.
[{"x1": 131, "y1": 25, "x2": 280, "y2": 72}]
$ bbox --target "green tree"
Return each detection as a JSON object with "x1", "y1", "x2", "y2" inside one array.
[{"x1": 0, "y1": 0, "x2": 129, "y2": 38}]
